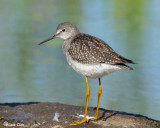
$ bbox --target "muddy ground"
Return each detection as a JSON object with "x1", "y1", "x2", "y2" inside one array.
[{"x1": 0, "y1": 102, "x2": 160, "y2": 128}]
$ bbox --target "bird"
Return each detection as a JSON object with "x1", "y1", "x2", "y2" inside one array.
[{"x1": 38, "y1": 22, "x2": 135, "y2": 125}]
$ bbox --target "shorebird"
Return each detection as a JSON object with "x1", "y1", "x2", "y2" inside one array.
[{"x1": 39, "y1": 22, "x2": 135, "y2": 125}]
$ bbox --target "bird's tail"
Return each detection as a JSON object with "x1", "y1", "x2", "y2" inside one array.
[
  {"x1": 114, "y1": 63, "x2": 134, "y2": 70},
  {"x1": 119, "y1": 56, "x2": 137, "y2": 64}
]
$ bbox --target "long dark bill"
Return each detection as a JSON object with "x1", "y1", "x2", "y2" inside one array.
[{"x1": 38, "y1": 35, "x2": 55, "y2": 45}]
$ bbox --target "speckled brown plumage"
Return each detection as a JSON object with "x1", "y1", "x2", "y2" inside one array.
[{"x1": 68, "y1": 33, "x2": 134, "y2": 70}]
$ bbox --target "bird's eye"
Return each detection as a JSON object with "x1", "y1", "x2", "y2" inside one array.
[{"x1": 62, "y1": 29, "x2": 65, "y2": 32}]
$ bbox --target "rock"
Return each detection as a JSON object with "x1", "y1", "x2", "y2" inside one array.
[{"x1": 0, "y1": 102, "x2": 159, "y2": 128}]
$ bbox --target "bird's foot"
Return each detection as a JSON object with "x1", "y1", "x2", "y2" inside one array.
[
  {"x1": 70, "y1": 118, "x2": 89, "y2": 126},
  {"x1": 89, "y1": 117, "x2": 97, "y2": 121},
  {"x1": 70, "y1": 117, "x2": 98, "y2": 126}
]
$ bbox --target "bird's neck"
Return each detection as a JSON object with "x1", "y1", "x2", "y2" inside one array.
[
  {"x1": 62, "y1": 38, "x2": 72, "y2": 54},
  {"x1": 62, "y1": 33, "x2": 80, "y2": 54}
]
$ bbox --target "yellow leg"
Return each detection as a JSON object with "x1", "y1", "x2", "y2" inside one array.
[
  {"x1": 70, "y1": 76, "x2": 90, "y2": 126},
  {"x1": 90, "y1": 78, "x2": 102, "y2": 120}
]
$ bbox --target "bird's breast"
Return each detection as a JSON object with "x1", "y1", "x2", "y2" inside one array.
[{"x1": 64, "y1": 53, "x2": 122, "y2": 78}]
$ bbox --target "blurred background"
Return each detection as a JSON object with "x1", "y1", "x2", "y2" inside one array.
[{"x1": 0, "y1": 0, "x2": 160, "y2": 121}]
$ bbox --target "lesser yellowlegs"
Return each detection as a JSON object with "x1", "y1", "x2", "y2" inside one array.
[{"x1": 39, "y1": 22, "x2": 135, "y2": 125}]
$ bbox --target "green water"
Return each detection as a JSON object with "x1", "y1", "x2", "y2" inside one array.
[{"x1": 0, "y1": 0, "x2": 160, "y2": 121}]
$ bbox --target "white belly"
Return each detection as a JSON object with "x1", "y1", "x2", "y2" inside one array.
[{"x1": 65, "y1": 54, "x2": 122, "y2": 78}]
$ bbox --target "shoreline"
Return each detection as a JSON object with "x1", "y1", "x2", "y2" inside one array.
[{"x1": 0, "y1": 102, "x2": 160, "y2": 128}]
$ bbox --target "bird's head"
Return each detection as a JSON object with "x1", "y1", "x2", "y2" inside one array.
[{"x1": 38, "y1": 22, "x2": 80, "y2": 45}]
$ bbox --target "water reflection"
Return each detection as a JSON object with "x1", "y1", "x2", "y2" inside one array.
[{"x1": 0, "y1": 0, "x2": 160, "y2": 121}]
